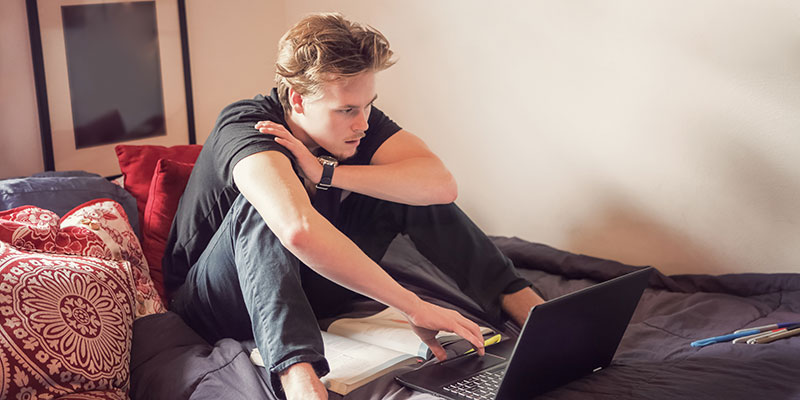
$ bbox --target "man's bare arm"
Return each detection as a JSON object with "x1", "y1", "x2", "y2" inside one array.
[
  {"x1": 332, "y1": 130, "x2": 457, "y2": 205},
  {"x1": 232, "y1": 151, "x2": 485, "y2": 358},
  {"x1": 257, "y1": 121, "x2": 457, "y2": 205}
]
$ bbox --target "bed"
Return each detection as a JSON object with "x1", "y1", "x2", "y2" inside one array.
[{"x1": 1, "y1": 149, "x2": 799, "y2": 400}]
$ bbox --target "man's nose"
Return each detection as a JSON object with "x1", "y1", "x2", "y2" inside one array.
[{"x1": 353, "y1": 109, "x2": 369, "y2": 132}]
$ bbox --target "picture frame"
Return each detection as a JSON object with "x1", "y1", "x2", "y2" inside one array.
[{"x1": 26, "y1": 0, "x2": 196, "y2": 177}]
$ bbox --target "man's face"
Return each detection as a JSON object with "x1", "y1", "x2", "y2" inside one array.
[{"x1": 297, "y1": 71, "x2": 377, "y2": 160}]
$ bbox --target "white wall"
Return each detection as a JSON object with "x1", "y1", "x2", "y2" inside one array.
[
  {"x1": 186, "y1": 0, "x2": 284, "y2": 143},
  {"x1": 3, "y1": 0, "x2": 799, "y2": 275},
  {"x1": 284, "y1": 0, "x2": 800, "y2": 275}
]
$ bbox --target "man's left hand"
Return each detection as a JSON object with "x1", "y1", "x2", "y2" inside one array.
[{"x1": 255, "y1": 121, "x2": 323, "y2": 184}]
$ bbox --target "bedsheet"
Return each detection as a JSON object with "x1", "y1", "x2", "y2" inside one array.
[{"x1": 130, "y1": 236, "x2": 800, "y2": 400}]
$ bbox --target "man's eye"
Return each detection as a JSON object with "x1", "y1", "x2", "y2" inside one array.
[{"x1": 340, "y1": 108, "x2": 355, "y2": 114}]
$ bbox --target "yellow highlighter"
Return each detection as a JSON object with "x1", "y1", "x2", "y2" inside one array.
[{"x1": 464, "y1": 334, "x2": 502, "y2": 355}]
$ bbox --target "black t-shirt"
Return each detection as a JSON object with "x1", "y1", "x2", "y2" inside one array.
[{"x1": 163, "y1": 88, "x2": 401, "y2": 294}]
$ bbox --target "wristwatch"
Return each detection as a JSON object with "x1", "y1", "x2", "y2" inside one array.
[{"x1": 316, "y1": 155, "x2": 339, "y2": 190}]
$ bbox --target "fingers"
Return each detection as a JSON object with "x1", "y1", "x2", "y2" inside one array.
[
  {"x1": 254, "y1": 121, "x2": 303, "y2": 153},
  {"x1": 452, "y1": 319, "x2": 485, "y2": 356},
  {"x1": 434, "y1": 307, "x2": 485, "y2": 356},
  {"x1": 406, "y1": 302, "x2": 487, "y2": 358},
  {"x1": 254, "y1": 121, "x2": 321, "y2": 182},
  {"x1": 408, "y1": 324, "x2": 448, "y2": 360},
  {"x1": 273, "y1": 136, "x2": 299, "y2": 151},
  {"x1": 255, "y1": 120, "x2": 282, "y2": 130},
  {"x1": 424, "y1": 339, "x2": 448, "y2": 361},
  {"x1": 255, "y1": 121, "x2": 292, "y2": 140},
  {"x1": 420, "y1": 305, "x2": 486, "y2": 357}
]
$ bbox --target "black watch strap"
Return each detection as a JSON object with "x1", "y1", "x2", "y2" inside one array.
[{"x1": 316, "y1": 156, "x2": 338, "y2": 190}]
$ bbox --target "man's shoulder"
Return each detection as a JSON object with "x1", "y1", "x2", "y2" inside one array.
[
  {"x1": 201, "y1": 91, "x2": 290, "y2": 169},
  {"x1": 218, "y1": 93, "x2": 283, "y2": 123}
]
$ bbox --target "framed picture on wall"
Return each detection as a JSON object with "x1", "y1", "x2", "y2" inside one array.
[{"x1": 26, "y1": 0, "x2": 195, "y2": 177}]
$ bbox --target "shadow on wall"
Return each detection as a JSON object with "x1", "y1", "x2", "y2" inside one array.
[
  {"x1": 566, "y1": 128, "x2": 800, "y2": 276},
  {"x1": 560, "y1": 57, "x2": 800, "y2": 274},
  {"x1": 566, "y1": 202, "x2": 729, "y2": 276},
  {"x1": 699, "y1": 126, "x2": 799, "y2": 239}
]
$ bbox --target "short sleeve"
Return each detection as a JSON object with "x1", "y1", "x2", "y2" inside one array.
[{"x1": 205, "y1": 99, "x2": 294, "y2": 186}]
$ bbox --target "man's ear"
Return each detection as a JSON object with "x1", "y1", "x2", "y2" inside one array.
[{"x1": 288, "y1": 88, "x2": 304, "y2": 114}]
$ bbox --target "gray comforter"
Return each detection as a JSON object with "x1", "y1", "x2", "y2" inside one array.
[{"x1": 130, "y1": 236, "x2": 800, "y2": 400}]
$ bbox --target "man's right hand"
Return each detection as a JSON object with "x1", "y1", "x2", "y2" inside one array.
[{"x1": 403, "y1": 297, "x2": 486, "y2": 361}]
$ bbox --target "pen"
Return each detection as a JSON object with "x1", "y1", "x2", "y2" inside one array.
[
  {"x1": 732, "y1": 328, "x2": 785, "y2": 344},
  {"x1": 464, "y1": 334, "x2": 502, "y2": 354},
  {"x1": 690, "y1": 329, "x2": 763, "y2": 347},
  {"x1": 734, "y1": 322, "x2": 800, "y2": 334},
  {"x1": 749, "y1": 327, "x2": 800, "y2": 344}
]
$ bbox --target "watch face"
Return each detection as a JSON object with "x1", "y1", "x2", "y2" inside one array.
[{"x1": 318, "y1": 155, "x2": 339, "y2": 167}]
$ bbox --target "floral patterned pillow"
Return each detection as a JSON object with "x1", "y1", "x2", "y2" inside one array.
[
  {"x1": 0, "y1": 206, "x2": 106, "y2": 257},
  {"x1": 60, "y1": 199, "x2": 166, "y2": 318},
  {"x1": 0, "y1": 241, "x2": 135, "y2": 398},
  {"x1": 0, "y1": 199, "x2": 166, "y2": 319}
]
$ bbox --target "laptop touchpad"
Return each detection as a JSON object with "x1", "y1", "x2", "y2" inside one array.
[{"x1": 439, "y1": 353, "x2": 506, "y2": 373}]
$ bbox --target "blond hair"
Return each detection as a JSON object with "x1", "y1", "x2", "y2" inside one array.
[{"x1": 275, "y1": 13, "x2": 395, "y2": 113}]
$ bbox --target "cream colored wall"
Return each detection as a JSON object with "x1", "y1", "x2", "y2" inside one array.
[
  {"x1": 283, "y1": 1, "x2": 800, "y2": 275},
  {"x1": 186, "y1": 0, "x2": 284, "y2": 143},
  {"x1": 3, "y1": 1, "x2": 799, "y2": 275},
  {"x1": 1, "y1": 0, "x2": 44, "y2": 178}
]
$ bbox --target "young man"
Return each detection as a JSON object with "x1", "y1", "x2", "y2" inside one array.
[{"x1": 165, "y1": 13, "x2": 543, "y2": 400}]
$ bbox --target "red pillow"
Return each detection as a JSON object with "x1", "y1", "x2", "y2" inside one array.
[
  {"x1": 0, "y1": 241, "x2": 135, "y2": 398},
  {"x1": 0, "y1": 201, "x2": 166, "y2": 320},
  {"x1": 115, "y1": 144, "x2": 202, "y2": 225},
  {"x1": 0, "y1": 205, "x2": 106, "y2": 257},
  {"x1": 140, "y1": 159, "x2": 195, "y2": 299}
]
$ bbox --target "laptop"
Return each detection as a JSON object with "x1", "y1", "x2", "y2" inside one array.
[{"x1": 396, "y1": 267, "x2": 654, "y2": 399}]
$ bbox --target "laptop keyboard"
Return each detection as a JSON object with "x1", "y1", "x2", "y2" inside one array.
[{"x1": 442, "y1": 368, "x2": 505, "y2": 399}]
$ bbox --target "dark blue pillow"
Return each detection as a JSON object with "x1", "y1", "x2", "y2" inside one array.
[{"x1": 0, "y1": 171, "x2": 140, "y2": 236}]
